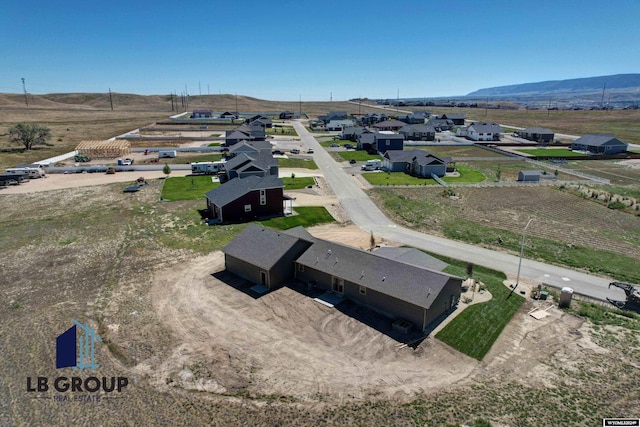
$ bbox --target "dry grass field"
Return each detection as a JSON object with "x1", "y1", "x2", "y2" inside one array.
[{"x1": 1, "y1": 96, "x2": 640, "y2": 426}]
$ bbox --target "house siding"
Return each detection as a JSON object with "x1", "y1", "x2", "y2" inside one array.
[
  {"x1": 221, "y1": 188, "x2": 283, "y2": 222},
  {"x1": 225, "y1": 254, "x2": 270, "y2": 286},
  {"x1": 295, "y1": 264, "x2": 459, "y2": 332}
]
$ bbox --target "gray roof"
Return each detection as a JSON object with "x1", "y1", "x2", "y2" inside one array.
[
  {"x1": 521, "y1": 127, "x2": 554, "y2": 134},
  {"x1": 225, "y1": 151, "x2": 277, "y2": 172},
  {"x1": 384, "y1": 149, "x2": 443, "y2": 164},
  {"x1": 283, "y1": 226, "x2": 316, "y2": 241},
  {"x1": 572, "y1": 134, "x2": 628, "y2": 147},
  {"x1": 295, "y1": 239, "x2": 460, "y2": 309},
  {"x1": 373, "y1": 119, "x2": 406, "y2": 129},
  {"x1": 223, "y1": 224, "x2": 305, "y2": 270},
  {"x1": 441, "y1": 113, "x2": 466, "y2": 120},
  {"x1": 518, "y1": 170, "x2": 542, "y2": 177},
  {"x1": 468, "y1": 122, "x2": 503, "y2": 133},
  {"x1": 206, "y1": 175, "x2": 284, "y2": 207},
  {"x1": 399, "y1": 125, "x2": 436, "y2": 134},
  {"x1": 373, "y1": 247, "x2": 448, "y2": 272},
  {"x1": 229, "y1": 140, "x2": 272, "y2": 154},
  {"x1": 426, "y1": 119, "x2": 454, "y2": 127}
]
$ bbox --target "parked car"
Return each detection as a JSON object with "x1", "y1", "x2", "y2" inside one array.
[
  {"x1": 290, "y1": 148, "x2": 300, "y2": 154},
  {"x1": 122, "y1": 158, "x2": 134, "y2": 166},
  {"x1": 307, "y1": 149, "x2": 314, "y2": 154},
  {"x1": 349, "y1": 159, "x2": 357, "y2": 164},
  {"x1": 329, "y1": 143, "x2": 340, "y2": 148},
  {"x1": 344, "y1": 144, "x2": 354, "y2": 149}
]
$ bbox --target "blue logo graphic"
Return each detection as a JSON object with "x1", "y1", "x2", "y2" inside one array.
[{"x1": 56, "y1": 320, "x2": 103, "y2": 371}]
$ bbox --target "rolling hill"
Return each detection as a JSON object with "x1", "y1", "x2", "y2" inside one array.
[{"x1": 467, "y1": 74, "x2": 640, "y2": 97}]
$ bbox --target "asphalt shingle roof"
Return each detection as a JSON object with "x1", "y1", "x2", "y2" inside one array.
[
  {"x1": 295, "y1": 239, "x2": 460, "y2": 309},
  {"x1": 572, "y1": 134, "x2": 627, "y2": 147},
  {"x1": 206, "y1": 175, "x2": 283, "y2": 207},
  {"x1": 223, "y1": 224, "x2": 305, "y2": 270}
]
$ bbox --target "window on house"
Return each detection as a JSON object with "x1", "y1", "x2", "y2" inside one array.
[
  {"x1": 244, "y1": 204, "x2": 252, "y2": 212},
  {"x1": 359, "y1": 285, "x2": 366, "y2": 295},
  {"x1": 298, "y1": 263, "x2": 304, "y2": 272},
  {"x1": 386, "y1": 140, "x2": 390, "y2": 146},
  {"x1": 260, "y1": 189, "x2": 266, "y2": 205}
]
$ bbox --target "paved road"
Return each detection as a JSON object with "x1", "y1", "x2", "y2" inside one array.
[{"x1": 292, "y1": 121, "x2": 625, "y2": 302}]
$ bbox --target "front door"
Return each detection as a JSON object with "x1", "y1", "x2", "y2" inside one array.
[
  {"x1": 260, "y1": 271, "x2": 267, "y2": 288},
  {"x1": 331, "y1": 277, "x2": 344, "y2": 294}
]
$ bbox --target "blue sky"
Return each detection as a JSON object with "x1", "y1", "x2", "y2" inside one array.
[{"x1": 1, "y1": 0, "x2": 639, "y2": 100}]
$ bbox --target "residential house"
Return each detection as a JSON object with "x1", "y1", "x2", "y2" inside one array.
[
  {"x1": 279, "y1": 111, "x2": 295, "y2": 120},
  {"x1": 192, "y1": 110, "x2": 213, "y2": 118},
  {"x1": 382, "y1": 149, "x2": 447, "y2": 177},
  {"x1": 326, "y1": 120, "x2": 355, "y2": 131},
  {"x1": 399, "y1": 125, "x2": 436, "y2": 141},
  {"x1": 223, "y1": 151, "x2": 278, "y2": 182},
  {"x1": 247, "y1": 116, "x2": 273, "y2": 128},
  {"x1": 223, "y1": 225, "x2": 463, "y2": 332},
  {"x1": 373, "y1": 133, "x2": 405, "y2": 153},
  {"x1": 205, "y1": 175, "x2": 285, "y2": 224},
  {"x1": 341, "y1": 126, "x2": 366, "y2": 142},
  {"x1": 517, "y1": 127, "x2": 555, "y2": 143},
  {"x1": 223, "y1": 224, "x2": 313, "y2": 290},
  {"x1": 400, "y1": 111, "x2": 429, "y2": 124},
  {"x1": 571, "y1": 134, "x2": 628, "y2": 154},
  {"x1": 318, "y1": 111, "x2": 349, "y2": 124},
  {"x1": 228, "y1": 140, "x2": 273, "y2": 158},
  {"x1": 440, "y1": 113, "x2": 466, "y2": 125},
  {"x1": 220, "y1": 111, "x2": 239, "y2": 119},
  {"x1": 466, "y1": 122, "x2": 503, "y2": 141},
  {"x1": 293, "y1": 237, "x2": 462, "y2": 332},
  {"x1": 426, "y1": 118, "x2": 455, "y2": 132},
  {"x1": 373, "y1": 119, "x2": 407, "y2": 132}
]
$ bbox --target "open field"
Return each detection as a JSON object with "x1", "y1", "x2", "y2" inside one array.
[
  {"x1": 1, "y1": 183, "x2": 638, "y2": 426},
  {"x1": 559, "y1": 158, "x2": 640, "y2": 186},
  {"x1": 516, "y1": 148, "x2": 585, "y2": 157},
  {"x1": 2, "y1": 96, "x2": 640, "y2": 425},
  {"x1": 414, "y1": 144, "x2": 507, "y2": 158},
  {"x1": 407, "y1": 105, "x2": 640, "y2": 144},
  {"x1": 369, "y1": 186, "x2": 640, "y2": 282}
]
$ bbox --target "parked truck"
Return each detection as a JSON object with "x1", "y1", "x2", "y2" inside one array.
[
  {"x1": 191, "y1": 161, "x2": 225, "y2": 175},
  {"x1": 158, "y1": 150, "x2": 177, "y2": 158}
]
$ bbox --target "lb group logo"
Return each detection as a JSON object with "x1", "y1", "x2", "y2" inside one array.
[
  {"x1": 56, "y1": 320, "x2": 102, "y2": 370},
  {"x1": 26, "y1": 320, "x2": 129, "y2": 401}
]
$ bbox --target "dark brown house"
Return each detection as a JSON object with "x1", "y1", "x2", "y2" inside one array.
[{"x1": 205, "y1": 175, "x2": 284, "y2": 223}]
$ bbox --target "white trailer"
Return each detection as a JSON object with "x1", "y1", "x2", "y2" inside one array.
[
  {"x1": 191, "y1": 161, "x2": 225, "y2": 175},
  {"x1": 158, "y1": 150, "x2": 177, "y2": 158},
  {"x1": 361, "y1": 159, "x2": 382, "y2": 171}
]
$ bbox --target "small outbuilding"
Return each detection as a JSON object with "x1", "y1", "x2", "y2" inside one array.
[{"x1": 517, "y1": 170, "x2": 542, "y2": 182}]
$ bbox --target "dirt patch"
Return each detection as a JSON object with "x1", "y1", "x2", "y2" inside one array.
[{"x1": 148, "y1": 251, "x2": 477, "y2": 402}]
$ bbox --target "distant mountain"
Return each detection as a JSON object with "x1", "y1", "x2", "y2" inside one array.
[{"x1": 467, "y1": 74, "x2": 640, "y2": 97}]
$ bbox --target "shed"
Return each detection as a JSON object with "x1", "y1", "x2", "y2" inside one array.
[{"x1": 517, "y1": 170, "x2": 542, "y2": 182}]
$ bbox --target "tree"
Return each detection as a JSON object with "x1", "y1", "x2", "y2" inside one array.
[
  {"x1": 163, "y1": 163, "x2": 171, "y2": 176},
  {"x1": 9, "y1": 122, "x2": 51, "y2": 150},
  {"x1": 495, "y1": 165, "x2": 502, "y2": 182}
]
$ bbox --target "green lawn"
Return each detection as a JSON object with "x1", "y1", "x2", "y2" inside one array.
[
  {"x1": 320, "y1": 138, "x2": 351, "y2": 147},
  {"x1": 363, "y1": 164, "x2": 485, "y2": 186},
  {"x1": 161, "y1": 176, "x2": 220, "y2": 201},
  {"x1": 207, "y1": 142, "x2": 221, "y2": 146},
  {"x1": 336, "y1": 151, "x2": 381, "y2": 162},
  {"x1": 278, "y1": 158, "x2": 319, "y2": 169},
  {"x1": 259, "y1": 206, "x2": 335, "y2": 229},
  {"x1": 435, "y1": 259, "x2": 525, "y2": 360},
  {"x1": 267, "y1": 126, "x2": 298, "y2": 136},
  {"x1": 280, "y1": 176, "x2": 315, "y2": 190},
  {"x1": 516, "y1": 148, "x2": 584, "y2": 157}
]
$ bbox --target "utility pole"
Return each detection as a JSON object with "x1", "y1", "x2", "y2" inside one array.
[
  {"x1": 299, "y1": 93, "x2": 302, "y2": 115},
  {"x1": 199, "y1": 81, "x2": 201, "y2": 96},
  {"x1": 21, "y1": 78, "x2": 28, "y2": 106},
  {"x1": 510, "y1": 218, "x2": 535, "y2": 298},
  {"x1": 108, "y1": 88, "x2": 114, "y2": 110},
  {"x1": 207, "y1": 84, "x2": 210, "y2": 95},
  {"x1": 235, "y1": 93, "x2": 238, "y2": 114},
  {"x1": 600, "y1": 82, "x2": 606, "y2": 108}
]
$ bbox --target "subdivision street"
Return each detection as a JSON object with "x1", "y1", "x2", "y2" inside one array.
[{"x1": 291, "y1": 120, "x2": 625, "y2": 302}]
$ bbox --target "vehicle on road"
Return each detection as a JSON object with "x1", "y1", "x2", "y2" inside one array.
[
  {"x1": 307, "y1": 148, "x2": 314, "y2": 154},
  {"x1": 349, "y1": 159, "x2": 357, "y2": 164},
  {"x1": 290, "y1": 148, "x2": 300, "y2": 154},
  {"x1": 158, "y1": 150, "x2": 177, "y2": 158}
]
